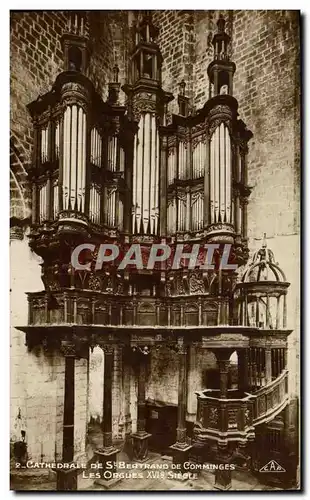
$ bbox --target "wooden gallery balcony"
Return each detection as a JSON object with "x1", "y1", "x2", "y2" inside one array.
[{"x1": 26, "y1": 289, "x2": 222, "y2": 328}]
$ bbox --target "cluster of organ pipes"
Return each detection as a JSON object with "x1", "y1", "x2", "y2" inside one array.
[
  {"x1": 34, "y1": 112, "x2": 242, "y2": 236},
  {"x1": 210, "y1": 123, "x2": 232, "y2": 224},
  {"x1": 167, "y1": 148, "x2": 177, "y2": 185},
  {"x1": 177, "y1": 196, "x2": 187, "y2": 232},
  {"x1": 39, "y1": 183, "x2": 48, "y2": 222},
  {"x1": 62, "y1": 105, "x2": 87, "y2": 211},
  {"x1": 89, "y1": 184, "x2": 101, "y2": 223},
  {"x1": 132, "y1": 113, "x2": 159, "y2": 234},
  {"x1": 90, "y1": 128, "x2": 102, "y2": 167},
  {"x1": 167, "y1": 141, "x2": 205, "y2": 184},
  {"x1": 107, "y1": 136, "x2": 118, "y2": 172},
  {"x1": 40, "y1": 126, "x2": 49, "y2": 164},
  {"x1": 167, "y1": 191, "x2": 204, "y2": 234},
  {"x1": 191, "y1": 192, "x2": 204, "y2": 230},
  {"x1": 106, "y1": 188, "x2": 116, "y2": 227},
  {"x1": 40, "y1": 122, "x2": 60, "y2": 164},
  {"x1": 192, "y1": 141, "x2": 206, "y2": 179}
]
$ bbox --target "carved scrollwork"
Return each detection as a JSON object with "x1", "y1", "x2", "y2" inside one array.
[
  {"x1": 244, "y1": 408, "x2": 251, "y2": 426},
  {"x1": 209, "y1": 117, "x2": 232, "y2": 137},
  {"x1": 208, "y1": 407, "x2": 218, "y2": 427},
  {"x1": 100, "y1": 344, "x2": 115, "y2": 355},
  {"x1": 60, "y1": 340, "x2": 76, "y2": 357},
  {"x1": 189, "y1": 271, "x2": 205, "y2": 295},
  {"x1": 88, "y1": 273, "x2": 101, "y2": 291},
  {"x1": 131, "y1": 345, "x2": 151, "y2": 356}
]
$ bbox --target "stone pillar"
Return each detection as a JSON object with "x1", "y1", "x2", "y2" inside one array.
[
  {"x1": 57, "y1": 340, "x2": 77, "y2": 491},
  {"x1": 131, "y1": 347, "x2": 151, "y2": 462},
  {"x1": 95, "y1": 344, "x2": 120, "y2": 488},
  {"x1": 170, "y1": 341, "x2": 192, "y2": 475}
]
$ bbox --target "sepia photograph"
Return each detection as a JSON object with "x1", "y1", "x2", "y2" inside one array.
[{"x1": 9, "y1": 9, "x2": 300, "y2": 491}]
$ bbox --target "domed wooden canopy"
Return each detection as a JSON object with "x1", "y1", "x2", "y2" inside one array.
[{"x1": 241, "y1": 234, "x2": 287, "y2": 285}]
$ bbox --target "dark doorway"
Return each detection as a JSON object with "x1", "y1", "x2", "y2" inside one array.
[{"x1": 145, "y1": 401, "x2": 177, "y2": 455}]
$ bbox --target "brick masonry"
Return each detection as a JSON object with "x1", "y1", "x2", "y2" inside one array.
[{"x1": 10, "y1": 10, "x2": 300, "y2": 456}]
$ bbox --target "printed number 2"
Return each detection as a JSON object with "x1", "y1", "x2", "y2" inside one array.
[{"x1": 15, "y1": 463, "x2": 21, "y2": 468}]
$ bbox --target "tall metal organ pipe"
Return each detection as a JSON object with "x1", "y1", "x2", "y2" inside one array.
[
  {"x1": 132, "y1": 112, "x2": 159, "y2": 234},
  {"x1": 62, "y1": 105, "x2": 87, "y2": 212},
  {"x1": 210, "y1": 123, "x2": 232, "y2": 224}
]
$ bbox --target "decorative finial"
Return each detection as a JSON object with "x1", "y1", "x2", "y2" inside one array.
[
  {"x1": 262, "y1": 233, "x2": 267, "y2": 248},
  {"x1": 113, "y1": 65, "x2": 119, "y2": 84},
  {"x1": 217, "y1": 15, "x2": 226, "y2": 33},
  {"x1": 179, "y1": 80, "x2": 186, "y2": 96}
]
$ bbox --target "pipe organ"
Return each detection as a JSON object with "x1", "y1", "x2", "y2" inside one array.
[
  {"x1": 23, "y1": 14, "x2": 297, "y2": 491},
  {"x1": 28, "y1": 13, "x2": 252, "y2": 264}
]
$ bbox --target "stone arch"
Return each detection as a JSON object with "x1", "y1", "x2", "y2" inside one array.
[{"x1": 10, "y1": 133, "x2": 31, "y2": 222}]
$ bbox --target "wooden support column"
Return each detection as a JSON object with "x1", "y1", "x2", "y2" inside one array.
[
  {"x1": 131, "y1": 348, "x2": 151, "y2": 462},
  {"x1": 57, "y1": 341, "x2": 77, "y2": 491},
  {"x1": 214, "y1": 349, "x2": 233, "y2": 490},
  {"x1": 170, "y1": 340, "x2": 192, "y2": 476},
  {"x1": 214, "y1": 442, "x2": 232, "y2": 491},
  {"x1": 265, "y1": 347, "x2": 272, "y2": 384},
  {"x1": 95, "y1": 344, "x2": 120, "y2": 488},
  {"x1": 219, "y1": 358, "x2": 230, "y2": 398},
  {"x1": 237, "y1": 349, "x2": 249, "y2": 393},
  {"x1": 216, "y1": 348, "x2": 232, "y2": 399}
]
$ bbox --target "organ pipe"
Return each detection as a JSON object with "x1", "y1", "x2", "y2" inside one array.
[
  {"x1": 179, "y1": 142, "x2": 186, "y2": 180},
  {"x1": 53, "y1": 181, "x2": 59, "y2": 219},
  {"x1": 132, "y1": 113, "x2": 159, "y2": 234},
  {"x1": 62, "y1": 105, "x2": 86, "y2": 212},
  {"x1": 168, "y1": 148, "x2": 177, "y2": 185},
  {"x1": 91, "y1": 128, "x2": 102, "y2": 167},
  {"x1": 143, "y1": 113, "x2": 151, "y2": 233},
  {"x1": 89, "y1": 185, "x2": 101, "y2": 224},
  {"x1": 209, "y1": 123, "x2": 232, "y2": 225},
  {"x1": 192, "y1": 141, "x2": 205, "y2": 179},
  {"x1": 41, "y1": 126, "x2": 48, "y2": 163},
  {"x1": 55, "y1": 122, "x2": 60, "y2": 159}
]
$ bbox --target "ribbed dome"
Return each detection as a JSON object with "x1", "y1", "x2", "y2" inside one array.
[{"x1": 241, "y1": 234, "x2": 286, "y2": 284}]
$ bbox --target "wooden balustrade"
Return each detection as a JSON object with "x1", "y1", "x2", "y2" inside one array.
[
  {"x1": 27, "y1": 290, "x2": 221, "y2": 328},
  {"x1": 195, "y1": 370, "x2": 289, "y2": 443}
]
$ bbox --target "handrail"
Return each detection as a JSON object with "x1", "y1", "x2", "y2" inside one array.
[{"x1": 248, "y1": 369, "x2": 288, "y2": 397}]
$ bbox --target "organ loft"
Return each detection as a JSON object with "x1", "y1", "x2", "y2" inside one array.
[{"x1": 13, "y1": 11, "x2": 298, "y2": 491}]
